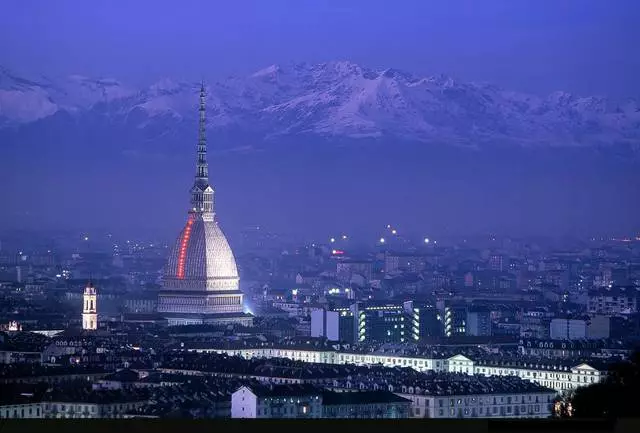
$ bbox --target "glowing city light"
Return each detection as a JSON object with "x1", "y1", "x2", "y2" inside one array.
[
  {"x1": 386, "y1": 225, "x2": 391, "y2": 229},
  {"x1": 330, "y1": 238, "x2": 336, "y2": 243},
  {"x1": 424, "y1": 238, "x2": 430, "y2": 244},
  {"x1": 392, "y1": 229, "x2": 397, "y2": 235},
  {"x1": 84, "y1": 236, "x2": 89, "y2": 241},
  {"x1": 342, "y1": 235, "x2": 347, "y2": 240},
  {"x1": 379, "y1": 237, "x2": 386, "y2": 243}
]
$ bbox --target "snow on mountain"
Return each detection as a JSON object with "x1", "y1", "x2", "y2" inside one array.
[
  {"x1": 0, "y1": 67, "x2": 58, "y2": 123},
  {"x1": 0, "y1": 61, "x2": 639, "y2": 148},
  {"x1": 51, "y1": 75, "x2": 136, "y2": 111}
]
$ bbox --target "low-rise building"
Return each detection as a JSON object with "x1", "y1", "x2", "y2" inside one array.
[
  {"x1": 232, "y1": 384, "x2": 322, "y2": 418},
  {"x1": 321, "y1": 390, "x2": 410, "y2": 419},
  {"x1": 0, "y1": 381, "x2": 149, "y2": 419},
  {"x1": 231, "y1": 384, "x2": 410, "y2": 419},
  {"x1": 174, "y1": 337, "x2": 609, "y2": 393},
  {"x1": 329, "y1": 370, "x2": 556, "y2": 419}
]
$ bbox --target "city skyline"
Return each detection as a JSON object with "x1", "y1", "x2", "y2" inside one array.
[{"x1": 2, "y1": 1, "x2": 640, "y2": 423}]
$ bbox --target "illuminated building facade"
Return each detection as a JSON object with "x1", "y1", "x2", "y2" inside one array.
[
  {"x1": 403, "y1": 300, "x2": 442, "y2": 341},
  {"x1": 444, "y1": 303, "x2": 467, "y2": 337},
  {"x1": 157, "y1": 84, "x2": 252, "y2": 327},
  {"x1": 354, "y1": 302, "x2": 407, "y2": 343},
  {"x1": 82, "y1": 281, "x2": 97, "y2": 330}
]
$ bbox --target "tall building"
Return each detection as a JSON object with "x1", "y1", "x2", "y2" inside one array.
[
  {"x1": 353, "y1": 302, "x2": 407, "y2": 343},
  {"x1": 157, "y1": 84, "x2": 252, "y2": 327},
  {"x1": 82, "y1": 281, "x2": 97, "y2": 331},
  {"x1": 444, "y1": 303, "x2": 467, "y2": 337},
  {"x1": 403, "y1": 300, "x2": 442, "y2": 341}
]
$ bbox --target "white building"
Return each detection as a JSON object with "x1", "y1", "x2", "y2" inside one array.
[
  {"x1": 182, "y1": 343, "x2": 607, "y2": 393},
  {"x1": 403, "y1": 387, "x2": 555, "y2": 419}
]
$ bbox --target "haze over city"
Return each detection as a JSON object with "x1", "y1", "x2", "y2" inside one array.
[{"x1": 0, "y1": 0, "x2": 639, "y2": 240}]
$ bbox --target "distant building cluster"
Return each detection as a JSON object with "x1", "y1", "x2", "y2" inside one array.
[{"x1": 0, "y1": 88, "x2": 639, "y2": 420}]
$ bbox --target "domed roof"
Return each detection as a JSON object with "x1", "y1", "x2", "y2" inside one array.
[{"x1": 163, "y1": 217, "x2": 239, "y2": 291}]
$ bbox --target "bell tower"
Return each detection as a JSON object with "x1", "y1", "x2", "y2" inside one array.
[{"x1": 82, "y1": 280, "x2": 97, "y2": 330}]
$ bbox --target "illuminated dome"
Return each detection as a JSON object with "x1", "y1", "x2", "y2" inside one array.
[
  {"x1": 163, "y1": 217, "x2": 239, "y2": 291},
  {"x1": 158, "y1": 83, "x2": 250, "y2": 327}
]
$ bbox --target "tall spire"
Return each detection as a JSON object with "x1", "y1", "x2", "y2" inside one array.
[
  {"x1": 190, "y1": 82, "x2": 214, "y2": 218},
  {"x1": 196, "y1": 81, "x2": 208, "y2": 183}
]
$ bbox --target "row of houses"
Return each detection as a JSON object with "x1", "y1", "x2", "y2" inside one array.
[{"x1": 180, "y1": 342, "x2": 607, "y2": 393}]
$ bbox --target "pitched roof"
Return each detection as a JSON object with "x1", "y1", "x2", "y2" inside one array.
[{"x1": 322, "y1": 390, "x2": 410, "y2": 405}]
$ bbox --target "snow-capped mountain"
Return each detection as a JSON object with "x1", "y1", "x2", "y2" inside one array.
[{"x1": 1, "y1": 61, "x2": 639, "y2": 148}]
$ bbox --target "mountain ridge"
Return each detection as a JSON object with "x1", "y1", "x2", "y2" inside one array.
[{"x1": 1, "y1": 60, "x2": 639, "y2": 149}]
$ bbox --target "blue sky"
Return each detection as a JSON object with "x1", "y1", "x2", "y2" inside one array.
[
  {"x1": 1, "y1": 0, "x2": 639, "y2": 97},
  {"x1": 1, "y1": 1, "x2": 639, "y2": 238}
]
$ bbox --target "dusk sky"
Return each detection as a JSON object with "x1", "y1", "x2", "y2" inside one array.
[
  {"x1": 2, "y1": 0, "x2": 639, "y2": 97},
  {"x1": 1, "y1": 1, "x2": 639, "y2": 241}
]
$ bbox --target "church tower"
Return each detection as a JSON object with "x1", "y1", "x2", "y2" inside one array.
[{"x1": 82, "y1": 280, "x2": 97, "y2": 330}]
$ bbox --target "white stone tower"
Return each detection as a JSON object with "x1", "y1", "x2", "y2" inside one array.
[{"x1": 82, "y1": 280, "x2": 97, "y2": 330}]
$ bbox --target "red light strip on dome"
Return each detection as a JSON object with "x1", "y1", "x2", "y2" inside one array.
[{"x1": 176, "y1": 217, "x2": 194, "y2": 279}]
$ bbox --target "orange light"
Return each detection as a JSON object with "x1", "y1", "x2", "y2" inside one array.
[{"x1": 177, "y1": 217, "x2": 195, "y2": 279}]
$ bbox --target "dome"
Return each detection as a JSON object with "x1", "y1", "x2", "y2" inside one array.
[{"x1": 163, "y1": 217, "x2": 239, "y2": 291}]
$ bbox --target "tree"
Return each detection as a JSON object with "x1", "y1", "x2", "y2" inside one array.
[{"x1": 571, "y1": 350, "x2": 640, "y2": 419}]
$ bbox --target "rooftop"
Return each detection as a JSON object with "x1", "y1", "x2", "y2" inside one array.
[
  {"x1": 333, "y1": 370, "x2": 557, "y2": 397},
  {"x1": 322, "y1": 390, "x2": 410, "y2": 405}
]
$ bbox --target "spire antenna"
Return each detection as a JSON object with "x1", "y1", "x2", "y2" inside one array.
[
  {"x1": 190, "y1": 81, "x2": 215, "y2": 219},
  {"x1": 197, "y1": 82, "x2": 208, "y2": 183}
]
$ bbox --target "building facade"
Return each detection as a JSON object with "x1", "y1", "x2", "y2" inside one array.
[
  {"x1": 231, "y1": 385, "x2": 410, "y2": 419},
  {"x1": 188, "y1": 344, "x2": 607, "y2": 393},
  {"x1": 549, "y1": 318, "x2": 587, "y2": 340}
]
